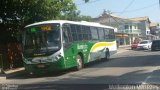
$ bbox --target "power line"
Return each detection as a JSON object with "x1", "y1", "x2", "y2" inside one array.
[
  {"x1": 76, "y1": 0, "x2": 158, "y2": 15},
  {"x1": 114, "y1": 3, "x2": 158, "y2": 14},
  {"x1": 120, "y1": 0, "x2": 135, "y2": 15}
]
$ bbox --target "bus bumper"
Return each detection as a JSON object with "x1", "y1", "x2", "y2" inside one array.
[{"x1": 24, "y1": 60, "x2": 65, "y2": 75}]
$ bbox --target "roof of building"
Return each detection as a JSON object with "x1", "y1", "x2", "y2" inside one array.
[
  {"x1": 129, "y1": 16, "x2": 151, "y2": 23},
  {"x1": 150, "y1": 22, "x2": 159, "y2": 27},
  {"x1": 93, "y1": 13, "x2": 140, "y2": 27}
]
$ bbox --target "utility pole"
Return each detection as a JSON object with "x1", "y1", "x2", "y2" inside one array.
[{"x1": 106, "y1": 10, "x2": 112, "y2": 26}]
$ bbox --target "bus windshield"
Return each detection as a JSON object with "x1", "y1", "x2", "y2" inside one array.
[{"x1": 23, "y1": 23, "x2": 61, "y2": 57}]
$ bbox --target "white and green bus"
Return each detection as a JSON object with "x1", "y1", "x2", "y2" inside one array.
[{"x1": 23, "y1": 20, "x2": 117, "y2": 74}]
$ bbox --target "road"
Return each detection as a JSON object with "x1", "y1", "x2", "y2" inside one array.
[{"x1": 1, "y1": 48, "x2": 160, "y2": 90}]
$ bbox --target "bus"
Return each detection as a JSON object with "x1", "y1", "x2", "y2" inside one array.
[{"x1": 23, "y1": 20, "x2": 117, "y2": 74}]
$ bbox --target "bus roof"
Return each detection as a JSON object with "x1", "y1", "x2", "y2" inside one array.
[{"x1": 25, "y1": 20, "x2": 114, "y2": 29}]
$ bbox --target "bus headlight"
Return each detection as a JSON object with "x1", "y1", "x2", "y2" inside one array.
[
  {"x1": 47, "y1": 54, "x2": 62, "y2": 62},
  {"x1": 53, "y1": 54, "x2": 62, "y2": 61}
]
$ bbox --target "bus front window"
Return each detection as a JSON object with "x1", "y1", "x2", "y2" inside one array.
[{"x1": 23, "y1": 24, "x2": 61, "y2": 57}]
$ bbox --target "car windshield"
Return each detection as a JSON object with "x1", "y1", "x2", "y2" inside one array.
[{"x1": 23, "y1": 23, "x2": 61, "y2": 57}]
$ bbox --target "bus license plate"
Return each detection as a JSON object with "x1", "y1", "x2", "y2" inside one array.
[{"x1": 37, "y1": 64, "x2": 45, "y2": 68}]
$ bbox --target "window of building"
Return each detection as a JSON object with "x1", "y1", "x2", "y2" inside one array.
[
  {"x1": 147, "y1": 31, "x2": 150, "y2": 34},
  {"x1": 124, "y1": 25, "x2": 129, "y2": 29},
  {"x1": 130, "y1": 25, "x2": 132, "y2": 30}
]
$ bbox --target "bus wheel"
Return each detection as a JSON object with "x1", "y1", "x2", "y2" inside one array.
[
  {"x1": 105, "y1": 49, "x2": 110, "y2": 60},
  {"x1": 76, "y1": 55, "x2": 83, "y2": 70}
]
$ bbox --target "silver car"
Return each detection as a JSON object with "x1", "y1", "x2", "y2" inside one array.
[{"x1": 137, "y1": 40, "x2": 152, "y2": 50}]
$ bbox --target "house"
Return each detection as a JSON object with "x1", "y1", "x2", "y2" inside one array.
[
  {"x1": 93, "y1": 11, "x2": 141, "y2": 45},
  {"x1": 150, "y1": 23, "x2": 160, "y2": 40},
  {"x1": 129, "y1": 17, "x2": 151, "y2": 40}
]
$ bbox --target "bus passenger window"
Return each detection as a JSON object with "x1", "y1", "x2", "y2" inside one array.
[
  {"x1": 71, "y1": 24, "x2": 78, "y2": 41},
  {"x1": 98, "y1": 28, "x2": 105, "y2": 40},
  {"x1": 104, "y1": 28, "x2": 109, "y2": 39},
  {"x1": 90, "y1": 27, "x2": 98, "y2": 40},
  {"x1": 63, "y1": 31, "x2": 69, "y2": 43},
  {"x1": 62, "y1": 24, "x2": 72, "y2": 43}
]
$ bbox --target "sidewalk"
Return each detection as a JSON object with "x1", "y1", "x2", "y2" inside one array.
[
  {"x1": 0, "y1": 74, "x2": 6, "y2": 80},
  {"x1": 118, "y1": 45, "x2": 130, "y2": 48},
  {"x1": 117, "y1": 45, "x2": 130, "y2": 54},
  {"x1": 0, "y1": 67, "x2": 25, "y2": 80}
]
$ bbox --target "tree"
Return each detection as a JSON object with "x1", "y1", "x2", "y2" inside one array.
[
  {"x1": 0, "y1": 0, "x2": 77, "y2": 69},
  {"x1": 0, "y1": 0, "x2": 76, "y2": 43},
  {"x1": 60, "y1": 10, "x2": 92, "y2": 21}
]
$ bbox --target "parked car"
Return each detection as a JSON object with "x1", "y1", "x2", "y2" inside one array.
[
  {"x1": 151, "y1": 40, "x2": 160, "y2": 51},
  {"x1": 137, "y1": 40, "x2": 152, "y2": 50},
  {"x1": 131, "y1": 42, "x2": 139, "y2": 50}
]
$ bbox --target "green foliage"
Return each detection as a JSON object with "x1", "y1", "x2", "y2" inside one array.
[
  {"x1": 0, "y1": 0, "x2": 76, "y2": 43},
  {"x1": 60, "y1": 10, "x2": 92, "y2": 21},
  {"x1": 0, "y1": 0, "x2": 93, "y2": 43}
]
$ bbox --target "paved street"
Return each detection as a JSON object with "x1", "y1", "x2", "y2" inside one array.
[{"x1": 1, "y1": 48, "x2": 160, "y2": 89}]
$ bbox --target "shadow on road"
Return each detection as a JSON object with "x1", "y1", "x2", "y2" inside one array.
[
  {"x1": 88, "y1": 54, "x2": 160, "y2": 68},
  {"x1": 6, "y1": 50, "x2": 160, "y2": 80},
  {"x1": 6, "y1": 68, "x2": 77, "y2": 79},
  {"x1": 17, "y1": 69, "x2": 160, "y2": 90}
]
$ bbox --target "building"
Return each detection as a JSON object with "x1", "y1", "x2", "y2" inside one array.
[
  {"x1": 129, "y1": 17, "x2": 151, "y2": 40},
  {"x1": 93, "y1": 11, "x2": 141, "y2": 45},
  {"x1": 150, "y1": 23, "x2": 160, "y2": 40}
]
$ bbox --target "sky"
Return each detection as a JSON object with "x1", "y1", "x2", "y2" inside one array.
[{"x1": 73, "y1": 0, "x2": 160, "y2": 22}]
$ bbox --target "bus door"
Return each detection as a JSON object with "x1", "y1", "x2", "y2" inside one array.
[{"x1": 62, "y1": 24, "x2": 76, "y2": 68}]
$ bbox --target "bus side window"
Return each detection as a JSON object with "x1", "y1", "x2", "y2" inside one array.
[
  {"x1": 98, "y1": 28, "x2": 105, "y2": 41},
  {"x1": 83, "y1": 26, "x2": 91, "y2": 40},
  {"x1": 109, "y1": 29, "x2": 115, "y2": 39},
  {"x1": 90, "y1": 27, "x2": 99, "y2": 40},
  {"x1": 104, "y1": 28, "x2": 109, "y2": 40},
  {"x1": 71, "y1": 24, "x2": 78, "y2": 41},
  {"x1": 62, "y1": 24, "x2": 72, "y2": 44},
  {"x1": 76, "y1": 25, "x2": 83, "y2": 41}
]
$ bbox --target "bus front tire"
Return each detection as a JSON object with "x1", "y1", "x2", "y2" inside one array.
[{"x1": 76, "y1": 55, "x2": 83, "y2": 70}]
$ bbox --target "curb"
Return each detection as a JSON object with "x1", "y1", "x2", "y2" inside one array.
[
  {"x1": 0, "y1": 67, "x2": 25, "y2": 79},
  {"x1": 117, "y1": 45, "x2": 130, "y2": 54},
  {"x1": 0, "y1": 74, "x2": 6, "y2": 80},
  {"x1": 118, "y1": 45, "x2": 130, "y2": 48}
]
